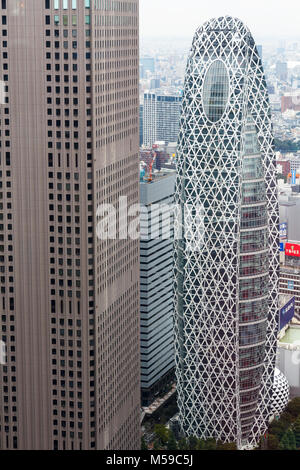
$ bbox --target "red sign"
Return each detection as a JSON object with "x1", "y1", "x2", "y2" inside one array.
[{"x1": 285, "y1": 242, "x2": 300, "y2": 257}]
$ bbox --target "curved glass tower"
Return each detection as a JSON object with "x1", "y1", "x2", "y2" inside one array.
[{"x1": 174, "y1": 16, "x2": 279, "y2": 448}]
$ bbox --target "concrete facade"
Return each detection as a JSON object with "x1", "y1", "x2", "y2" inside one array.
[
  {"x1": 140, "y1": 172, "x2": 176, "y2": 406},
  {"x1": 143, "y1": 93, "x2": 182, "y2": 147},
  {"x1": 0, "y1": 0, "x2": 140, "y2": 450}
]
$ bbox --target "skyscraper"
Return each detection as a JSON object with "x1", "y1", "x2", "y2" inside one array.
[
  {"x1": 139, "y1": 103, "x2": 144, "y2": 146},
  {"x1": 140, "y1": 171, "x2": 176, "y2": 406},
  {"x1": 276, "y1": 61, "x2": 288, "y2": 82},
  {"x1": 174, "y1": 16, "x2": 279, "y2": 449},
  {"x1": 0, "y1": 0, "x2": 140, "y2": 450},
  {"x1": 143, "y1": 92, "x2": 182, "y2": 147}
]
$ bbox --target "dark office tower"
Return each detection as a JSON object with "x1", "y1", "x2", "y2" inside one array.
[
  {"x1": 0, "y1": 0, "x2": 140, "y2": 450},
  {"x1": 140, "y1": 172, "x2": 176, "y2": 406},
  {"x1": 174, "y1": 17, "x2": 279, "y2": 449}
]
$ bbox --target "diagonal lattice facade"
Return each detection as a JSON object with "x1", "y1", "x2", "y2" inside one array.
[{"x1": 174, "y1": 16, "x2": 279, "y2": 449}]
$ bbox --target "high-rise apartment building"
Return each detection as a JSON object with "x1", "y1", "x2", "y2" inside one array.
[
  {"x1": 140, "y1": 57, "x2": 155, "y2": 74},
  {"x1": 174, "y1": 17, "x2": 279, "y2": 449},
  {"x1": 281, "y1": 93, "x2": 300, "y2": 113},
  {"x1": 140, "y1": 171, "x2": 176, "y2": 406},
  {"x1": 276, "y1": 61, "x2": 288, "y2": 82},
  {"x1": 139, "y1": 103, "x2": 143, "y2": 146},
  {"x1": 143, "y1": 92, "x2": 182, "y2": 147},
  {"x1": 0, "y1": 0, "x2": 140, "y2": 450},
  {"x1": 143, "y1": 93, "x2": 157, "y2": 147}
]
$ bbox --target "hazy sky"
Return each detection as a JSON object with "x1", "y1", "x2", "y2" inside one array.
[{"x1": 140, "y1": 0, "x2": 300, "y2": 42}]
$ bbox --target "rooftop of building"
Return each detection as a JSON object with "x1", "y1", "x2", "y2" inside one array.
[
  {"x1": 279, "y1": 293, "x2": 295, "y2": 308},
  {"x1": 140, "y1": 168, "x2": 176, "y2": 185},
  {"x1": 281, "y1": 264, "x2": 300, "y2": 275},
  {"x1": 280, "y1": 325, "x2": 300, "y2": 345}
]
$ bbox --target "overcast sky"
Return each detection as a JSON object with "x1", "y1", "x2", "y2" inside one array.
[{"x1": 140, "y1": 0, "x2": 300, "y2": 42}]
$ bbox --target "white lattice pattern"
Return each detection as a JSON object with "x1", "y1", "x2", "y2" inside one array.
[
  {"x1": 174, "y1": 16, "x2": 279, "y2": 449},
  {"x1": 270, "y1": 369, "x2": 290, "y2": 416}
]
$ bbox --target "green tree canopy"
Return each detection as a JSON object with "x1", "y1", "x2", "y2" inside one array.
[
  {"x1": 218, "y1": 442, "x2": 238, "y2": 450},
  {"x1": 280, "y1": 429, "x2": 297, "y2": 450},
  {"x1": 286, "y1": 397, "x2": 300, "y2": 418},
  {"x1": 167, "y1": 431, "x2": 177, "y2": 451},
  {"x1": 204, "y1": 438, "x2": 218, "y2": 450},
  {"x1": 293, "y1": 415, "x2": 300, "y2": 448},
  {"x1": 188, "y1": 435, "x2": 199, "y2": 450},
  {"x1": 177, "y1": 438, "x2": 188, "y2": 450},
  {"x1": 154, "y1": 424, "x2": 170, "y2": 446},
  {"x1": 196, "y1": 439, "x2": 207, "y2": 450},
  {"x1": 267, "y1": 434, "x2": 280, "y2": 450},
  {"x1": 141, "y1": 436, "x2": 148, "y2": 450},
  {"x1": 269, "y1": 420, "x2": 288, "y2": 440}
]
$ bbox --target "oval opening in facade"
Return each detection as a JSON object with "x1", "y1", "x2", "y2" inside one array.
[{"x1": 202, "y1": 60, "x2": 230, "y2": 123}]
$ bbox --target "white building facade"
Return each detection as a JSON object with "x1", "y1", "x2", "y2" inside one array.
[
  {"x1": 143, "y1": 93, "x2": 182, "y2": 147},
  {"x1": 174, "y1": 16, "x2": 279, "y2": 449}
]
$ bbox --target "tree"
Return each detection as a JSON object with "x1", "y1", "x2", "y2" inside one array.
[
  {"x1": 196, "y1": 439, "x2": 207, "y2": 450},
  {"x1": 277, "y1": 173, "x2": 286, "y2": 182},
  {"x1": 188, "y1": 435, "x2": 199, "y2": 450},
  {"x1": 286, "y1": 397, "x2": 300, "y2": 418},
  {"x1": 279, "y1": 411, "x2": 294, "y2": 427},
  {"x1": 153, "y1": 440, "x2": 161, "y2": 450},
  {"x1": 219, "y1": 442, "x2": 237, "y2": 450},
  {"x1": 178, "y1": 438, "x2": 189, "y2": 450},
  {"x1": 269, "y1": 420, "x2": 288, "y2": 441},
  {"x1": 279, "y1": 431, "x2": 290, "y2": 450},
  {"x1": 267, "y1": 434, "x2": 280, "y2": 450},
  {"x1": 204, "y1": 438, "x2": 217, "y2": 450},
  {"x1": 141, "y1": 436, "x2": 148, "y2": 450},
  {"x1": 293, "y1": 416, "x2": 300, "y2": 448},
  {"x1": 287, "y1": 430, "x2": 297, "y2": 450},
  {"x1": 280, "y1": 430, "x2": 297, "y2": 450},
  {"x1": 167, "y1": 431, "x2": 177, "y2": 451},
  {"x1": 154, "y1": 424, "x2": 170, "y2": 446}
]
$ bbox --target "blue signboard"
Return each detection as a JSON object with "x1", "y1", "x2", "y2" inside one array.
[
  {"x1": 280, "y1": 242, "x2": 284, "y2": 252},
  {"x1": 279, "y1": 297, "x2": 295, "y2": 331},
  {"x1": 288, "y1": 280, "x2": 294, "y2": 290},
  {"x1": 292, "y1": 170, "x2": 297, "y2": 185},
  {"x1": 279, "y1": 222, "x2": 288, "y2": 240}
]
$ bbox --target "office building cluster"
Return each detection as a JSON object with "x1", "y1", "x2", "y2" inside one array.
[{"x1": 141, "y1": 92, "x2": 182, "y2": 147}]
